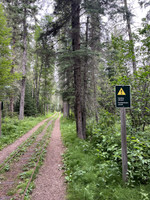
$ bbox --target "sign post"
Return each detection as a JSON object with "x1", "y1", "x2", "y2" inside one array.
[
  {"x1": 120, "y1": 107, "x2": 128, "y2": 182},
  {"x1": 115, "y1": 86, "x2": 131, "y2": 182}
]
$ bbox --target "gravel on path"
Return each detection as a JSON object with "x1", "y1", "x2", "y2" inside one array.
[
  {"x1": 0, "y1": 118, "x2": 49, "y2": 164},
  {"x1": 31, "y1": 117, "x2": 66, "y2": 200}
]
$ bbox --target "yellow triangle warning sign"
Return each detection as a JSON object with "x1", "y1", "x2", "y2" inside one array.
[{"x1": 118, "y1": 88, "x2": 126, "y2": 95}]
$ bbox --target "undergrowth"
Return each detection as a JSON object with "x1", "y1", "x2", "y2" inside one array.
[
  {"x1": 7, "y1": 117, "x2": 56, "y2": 200},
  {"x1": 60, "y1": 115, "x2": 150, "y2": 200},
  {"x1": 0, "y1": 113, "x2": 53, "y2": 150}
]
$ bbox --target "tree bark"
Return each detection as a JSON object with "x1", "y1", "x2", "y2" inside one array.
[
  {"x1": 9, "y1": 25, "x2": 17, "y2": 116},
  {"x1": 19, "y1": 7, "x2": 27, "y2": 120},
  {"x1": 63, "y1": 101, "x2": 68, "y2": 117},
  {"x1": 90, "y1": 13, "x2": 100, "y2": 122},
  {"x1": 63, "y1": 101, "x2": 70, "y2": 117},
  {"x1": 9, "y1": 67, "x2": 14, "y2": 116},
  {"x1": 72, "y1": 0, "x2": 85, "y2": 139},
  {"x1": 36, "y1": 63, "x2": 43, "y2": 111},
  {"x1": 82, "y1": 16, "x2": 89, "y2": 139},
  {"x1": 123, "y1": 0, "x2": 136, "y2": 73},
  {"x1": 35, "y1": 52, "x2": 39, "y2": 110}
]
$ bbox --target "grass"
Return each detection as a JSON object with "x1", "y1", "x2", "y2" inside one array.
[
  {"x1": 0, "y1": 113, "x2": 54, "y2": 150},
  {"x1": 16, "y1": 118, "x2": 56, "y2": 199},
  {"x1": 5, "y1": 117, "x2": 56, "y2": 199},
  {"x1": 60, "y1": 117, "x2": 150, "y2": 200}
]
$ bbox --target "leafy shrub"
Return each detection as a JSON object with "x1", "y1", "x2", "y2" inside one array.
[
  {"x1": 61, "y1": 116, "x2": 150, "y2": 200},
  {"x1": 90, "y1": 111, "x2": 150, "y2": 184},
  {"x1": 0, "y1": 114, "x2": 52, "y2": 150}
]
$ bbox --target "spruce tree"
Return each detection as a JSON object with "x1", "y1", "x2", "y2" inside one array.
[
  {"x1": 0, "y1": 4, "x2": 14, "y2": 97},
  {"x1": 0, "y1": 3, "x2": 17, "y2": 136},
  {"x1": 34, "y1": 17, "x2": 55, "y2": 114}
]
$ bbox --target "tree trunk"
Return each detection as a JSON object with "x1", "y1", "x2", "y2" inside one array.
[
  {"x1": 123, "y1": 0, "x2": 136, "y2": 73},
  {"x1": 35, "y1": 42, "x2": 39, "y2": 111},
  {"x1": 63, "y1": 101, "x2": 70, "y2": 117},
  {"x1": 35, "y1": 62, "x2": 38, "y2": 105},
  {"x1": 19, "y1": 7, "x2": 27, "y2": 120},
  {"x1": 36, "y1": 63, "x2": 43, "y2": 111},
  {"x1": 72, "y1": 0, "x2": 85, "y2": 139},
  {"x1": 9, "y1": 67, "x2": 14, "y2": 116},
  {"x1": 90, "y1": 13, "x2": 100, "y2": 122},
  {"x1": 46, "y1": 103, "x2": 49, "y2": 113},
  {"x1": 9, "y1": 94, "x2": 14, "y2": 114},
  {"x1": 82, "y1": 16, "x2": 89, "y2": 138},
  {"x1": 9, "y1": 28, "x2": 17, "y2": 116}
]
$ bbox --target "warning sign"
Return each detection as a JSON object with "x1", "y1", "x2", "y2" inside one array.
[
  {"x1": 115, "y1": 86, "x2": 131, "y2": 108},
  {"x1": 118, "y1": 88, "x2": 126, "y2": 95}
]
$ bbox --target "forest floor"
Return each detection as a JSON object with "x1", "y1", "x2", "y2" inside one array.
[
  {"x1": 0, "y1": 115, "x2": 66, "y2": 200},
  {"x1": 0, "y1": 118, "x2": 49, "y2": 164},
  {"x1": 31, "y1": 117, "x2": 66, "y2": 200}
]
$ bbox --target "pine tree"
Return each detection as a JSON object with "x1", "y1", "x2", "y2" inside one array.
[
  {"x1": 0, "y1": 3, "x2": 18, "y2": 136},
  {"x1": 34, "y1": 17, "x2": 55, "y2": 114},
  {"x1": 123, "y1": 0, "x2": 136, "y2": 72},
  {"x1": 0, "y1": 4, "x2": 14, "y2": 96},
  {"x1": 13, "y1": 1, "x2": 38, "y2": 120},
  {"x1": 2, "y1": 0, "x2": 21, "y2": 116}
]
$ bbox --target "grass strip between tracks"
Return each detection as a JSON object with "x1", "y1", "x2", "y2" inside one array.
[
  {"x1": 0, "y1": 113, "x2": 55, "y2": 151},
  {"x1": 0, "y1": 115, "x2": 56, "y2": 172},
  {"x1": 7, "y1": 115, "x2": 58, "y2": 199}
]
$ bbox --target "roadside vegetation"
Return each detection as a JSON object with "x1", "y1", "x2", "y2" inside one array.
[
  {"x1": 0, "y1": 1, "x2": 150, "y2": 199},
  {"x1": 60, "y1": 115, "x2": 150, "y2": 200},
  {"x1": 0, "y1": 114, "x2": 57, "y2": 199},
  {"x1": 0, "y1": 113, "x2": 53, "y2": 150}
]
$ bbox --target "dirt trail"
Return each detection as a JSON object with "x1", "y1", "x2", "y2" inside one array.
[
  {"x1": 0, "y1": 119, "x2": 54, "y2": 199},
  {"x1": 31, "y1": 117, "x2": 66, "y2": 200},
  {"x1": 0, "y1": 118, "x2": 49, "y2": 164}
]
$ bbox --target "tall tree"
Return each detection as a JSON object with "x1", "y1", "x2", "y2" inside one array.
[
  {"x1": 0, "y1": 4, "x2": 14, "y2": 98},
  {"x1": 71, "y1": 0, "x2": 86, "y2": 139},
  {"x1": 18, "y1": 0, "x2": 38, "y2": 120},
  {"x1": 3, "y1": 0, "x2": 21, "y2": 116},
  {"x1": 0, "y1": 3, "x2": 17, "y2": 135},
  {"x1": 123, "y1": 0, "x2": 136, "y2": 72},
  {"x1": 34, "y1": 17, "x2": 55, "y2": 115},
  {"x1": 19, "y1": 2, "x2": 27, "y2": 120}
]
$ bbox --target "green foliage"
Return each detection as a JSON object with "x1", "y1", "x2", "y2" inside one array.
[
  {"x1": 14, "y1": 81, "x2": 38, "y2": 116},
  {"x1": 0, "y1": 4, "x2": 19, "y2": 100},
  {"x1": 107, "y1": 35, "x2": 133, "y2": 80},
  {"x1": 19, "y1": 170, "x2": 33, "y2": 180},
  {"x1": 24, "y1": 82, "x2": 37, "y2": 116},
  {"x1": 61, "y1": 117, "x2": 150, "y2": 200},
  {"x1": 127, "y1": 132, "x2": 150, "y2": 184},
  {"x1": 34, "y1": 25, "x2": 42, "y2": 42},
  {"x1": 0, "y1": 114, "x2": 52, "y2": 150},
  {"x1": 33, "y1": 16, "x2": 55, "y2": 114},
  {"x1": 131, "y1": 66, "x2": 150, "y2": 130},
  {"x1": 89, "y1": 111, "x2": 150, "y2": 184},
  {"x1": 139, "y1": 19, "x2": 150, "y2": 55}
]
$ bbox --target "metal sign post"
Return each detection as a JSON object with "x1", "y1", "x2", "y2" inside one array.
[{"x1": 115, "y1": 86, "x2": 131, "y2": 182}]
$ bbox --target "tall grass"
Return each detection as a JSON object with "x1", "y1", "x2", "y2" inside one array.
[
  {"x1": 0, "y1": 113, "x2": 53, "y2": 150},
  {"x1": 60, "y1": 117, "x2": 150, "y2": 200}
]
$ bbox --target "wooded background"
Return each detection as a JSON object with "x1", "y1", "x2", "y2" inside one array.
[{"x1": 0, "y1": 0, "x2": 150, "y2": 139}]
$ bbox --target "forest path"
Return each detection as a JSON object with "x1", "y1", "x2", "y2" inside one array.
[
  {"x1": 31, "y1": 117, "x2": 66, "y2": 200},
  {"x1": 0, "y1": 118, "x2": 49, "y2": 164}
]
